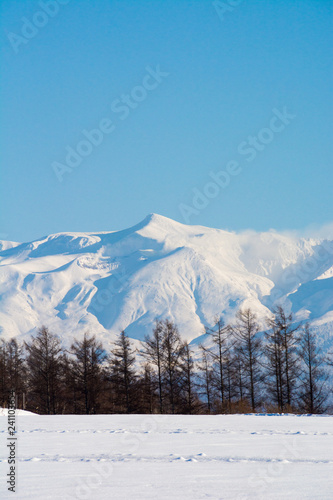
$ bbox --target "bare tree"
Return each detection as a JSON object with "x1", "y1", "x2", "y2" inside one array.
[
  {"x1": 161, "y1": 320, "x2": 184, "y2": 414},
  {"x1": 297, "y1": 323, "x2": 329, "y2": 413},
  {"x1": 136, "y1": 363, "x2": 157, "y2": 414},
  {"x1": 233, "y1": 348, "x2": 246, "y2": 404},
  {"x1": 266, "y1": 306, "x2": 300, "y2": 410},
  {"x1": 197, "y1": 345, "x2": 214, "y2": 413},
  {"x1": 25, "y1": 326, "x2": 63, "y2": 414},
  {"x1": 264, "y1": 321, "x2": 286, "y2": 411},
  {"x1": 140, "y1": 320, "x2": 165, "y2": 413},
  {"x1": 0, "y1": 340, "x2": 7, "y2": 407},
  {"x1": 231, "y1": 309, "x2": 262, "y2": 411},
  {"x1": 6, "y1": 339, "x2": 26, "y2": 408},
  {"x1": 179, "y1": 342, "x2": 200, "y2": 414},
  {"x1": 223, "y1": 350, "x2": 237, "y2": 413},
  {"x1": 70, "y1": 332, "x2": 106, "y2": 414},
  {"x1": 205, "y1": 317, "x2": 232, "y2": 409},
  {"x1": 109, "y1": 331, "x2": 137, "y2": 413},
  {"x1": 0, "y1": 339, "x2": 26, "y2": 408}
]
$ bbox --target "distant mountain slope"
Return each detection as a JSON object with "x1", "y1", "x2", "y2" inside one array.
[{"x1": 0, "y1": 214, "x2": 332, "y2": 346}]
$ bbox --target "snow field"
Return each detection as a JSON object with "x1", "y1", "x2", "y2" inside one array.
[{"x1": 0, "y1": 414, "x2": 332, "y2": 499}]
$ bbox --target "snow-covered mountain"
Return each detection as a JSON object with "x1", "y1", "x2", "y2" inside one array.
[{"x1": 1, "y1": 214, "x2": 333, "y2": 347}]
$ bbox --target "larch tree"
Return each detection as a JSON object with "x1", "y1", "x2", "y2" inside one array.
[
  {"x1": 0, "y1": 339, "x2": 26, "y2": 408},
  {"x1": 266, "y1": 306, "x2": 301, "y2": 410},
  {"x1": 264, "y1": 321, "x2": 286, "y2": 411},
  {"x1": 70, "y1": 332, "x2": 106, "y2": 414},
  {"x1": 197, "y1": 345, "x2": 214, "y2": 414},
  {"x1": 205, "y1": 317, "x2": 232, "y2": 409},
  {"x1": 140, "y1": 320, "x2": 165, "y2": 413},
  {"x1": 179, "y1": 341, "x2": 199, "y2": 414},
  {"x1": 231, "y1": 309, "x2": 262, "y2": 412},
  {"x1": 4, "y1": 338, "x2": 27, "y2": 408},
  {"x1": 136, "y1": 363, "x2": 157, "y2": 414},
  {"x1": 161, "y1": 320, "x2": 184, "y2": 414},
  {"x1": 297, "y1": 323, "x2": 329, "y2": 413},
  {"x1": 109, "y1": 330, "x2": 137, "y2": 413},
  {"x1": 25, "y1": 326, "x2": 63, "y2": 414}
]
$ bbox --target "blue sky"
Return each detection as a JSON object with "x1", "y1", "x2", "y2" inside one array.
[{"x1": 1, "y1": 0, "x2": 332, "y2": 242}]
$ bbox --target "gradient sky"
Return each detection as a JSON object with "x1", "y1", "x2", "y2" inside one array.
[{"x1": 1, "y1": 0, "x2": 332, "y2": 242}]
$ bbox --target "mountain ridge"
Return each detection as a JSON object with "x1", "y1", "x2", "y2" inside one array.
[{"x1": 0, "y1": 214, "x2": 332, "y2": 347}]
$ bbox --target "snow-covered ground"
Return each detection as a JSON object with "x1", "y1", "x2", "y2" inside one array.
[
  {"x1": 1, "y1": 413, "x2": 332, "y2": 499},
  {"x1": 0, "y1": 408, "x2": 37, "y2": 417}
]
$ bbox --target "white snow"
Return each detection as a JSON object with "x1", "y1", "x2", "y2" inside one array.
[
  {"x1": 0, "y1": 214, "x2": 332, "y2": 346},
  {"x1": 0, "y1": 408, "x2": 36, "y2": 416},
  {"x1": 0, "y1": 413, "x2": 332, "y2": 499}
]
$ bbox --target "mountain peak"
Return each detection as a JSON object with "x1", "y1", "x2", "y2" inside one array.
[
  {"x1": 1, "y1": 216, "x2": 332, "y2": 345},
  {"x1": 137, "y1": 213, "x2": 187, "y2": 234},
  {"x1": 142, "y1": 213, "x2": 180, "y2": 225}
]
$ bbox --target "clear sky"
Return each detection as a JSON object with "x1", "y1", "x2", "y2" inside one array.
[{"x1": 1, "y1": 0, "x2": 332, "y2": 242}]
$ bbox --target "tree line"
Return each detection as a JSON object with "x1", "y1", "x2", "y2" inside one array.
[{"x1": 0, "y1": 306, "x2": 332, "y2": 415}]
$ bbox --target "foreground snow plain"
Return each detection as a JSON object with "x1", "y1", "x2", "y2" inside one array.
[{"x1": 1, "y1": 414, "x2": 332, "y2": 499}]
